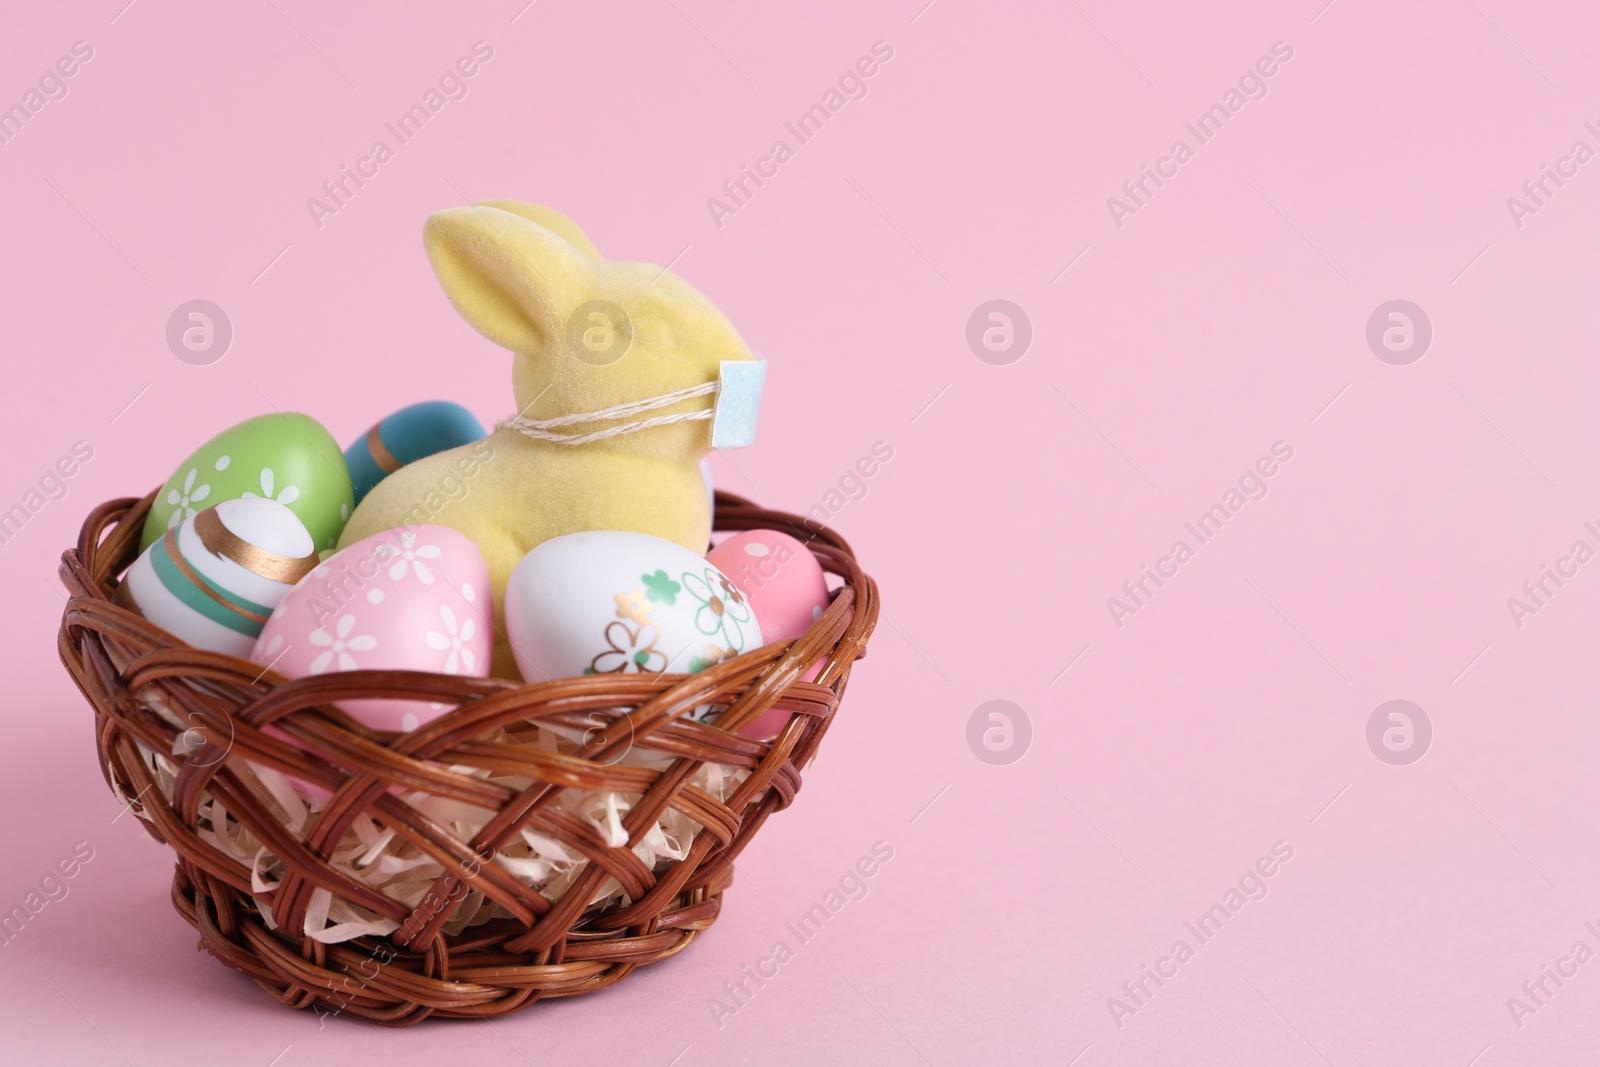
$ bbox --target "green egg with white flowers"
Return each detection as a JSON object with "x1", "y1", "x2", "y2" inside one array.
[{"x1": 140, "y1": 413, "x2": 354, "y2": 553}]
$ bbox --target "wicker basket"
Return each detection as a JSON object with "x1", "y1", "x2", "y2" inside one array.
[{"x1": 56, "y1": 489, "x2": 878, "y2": 1025}]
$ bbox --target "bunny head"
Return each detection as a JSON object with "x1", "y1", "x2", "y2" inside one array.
[{"x1": 424, "y1": 201, "x2": 755, "y2": 464}]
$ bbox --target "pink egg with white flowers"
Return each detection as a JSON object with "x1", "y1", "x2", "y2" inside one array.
[
  {"x1": 251, "y1": 525, "x2": 494, "y2": 732},
  {"x1": 707, "y1": 529, "x2": 830, "y2": 738}
]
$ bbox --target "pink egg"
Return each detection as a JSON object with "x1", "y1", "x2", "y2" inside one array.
[
  {"x1": 706, "y1": 529, "x2": 830, "y2": 739},
  {"x1": 251, "y1": 525, "x2": 494, "y2": 733}
]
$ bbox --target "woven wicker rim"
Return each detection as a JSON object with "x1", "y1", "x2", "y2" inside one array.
[{"x1": 56, "y1": 489, "x2": 878, "y2": 1025}]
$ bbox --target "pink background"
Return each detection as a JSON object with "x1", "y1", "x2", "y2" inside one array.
[{"x1": 3, "y1": 0, "x2": 1597, "y2": 1063}]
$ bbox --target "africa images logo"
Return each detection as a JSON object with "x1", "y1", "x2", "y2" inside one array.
[{"x1": 1105, "y1": 40, "x2": 1295, "y2": 228}]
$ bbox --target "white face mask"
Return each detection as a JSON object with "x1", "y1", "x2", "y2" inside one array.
[
  {"x1": 500, "y1": 355, "x2": 767, "y2": 450},
  {"x1": 707, "y1": 355, "x2": 766, "y2": 449}
]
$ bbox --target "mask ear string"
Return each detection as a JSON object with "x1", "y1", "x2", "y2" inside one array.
[{"x1": 499, "y1": 380, "x2": 718, "y2": 446}]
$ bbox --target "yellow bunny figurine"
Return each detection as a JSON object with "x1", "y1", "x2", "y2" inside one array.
[{"x1": 336, "y1": 201, "x2": 762, "y2": 679}]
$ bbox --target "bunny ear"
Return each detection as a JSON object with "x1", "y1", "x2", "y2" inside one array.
[
  {"x1": 422, "y1": 204, "x2": 592, "y2": 354},
  {"x1": 475, "y1": 201, "x2": 602, "y2": 260}
]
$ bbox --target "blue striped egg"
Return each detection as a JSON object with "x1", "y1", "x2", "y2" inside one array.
[
  {"x1": 114, "y1": 498, "x2": 318, "y2": 657},
  {"x1": 343, "y1": 400, "x2": 485, "y2": 504}
]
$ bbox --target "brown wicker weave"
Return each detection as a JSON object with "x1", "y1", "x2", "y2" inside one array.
[{"x1": 56, "y1": 489, "x2": 878, "y2": 1025}]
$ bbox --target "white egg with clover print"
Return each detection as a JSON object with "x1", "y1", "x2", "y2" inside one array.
[
  {"x1": 250, "y1": 525, "x2": 494, "y2": 732},
  {"x1": 504, "y1": 531, "x2": 761, "y2": 687}
]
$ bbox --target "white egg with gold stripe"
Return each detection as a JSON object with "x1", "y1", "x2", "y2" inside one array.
[{"x1": 115, "y1": 497, "x2": 318, "y2": 657}]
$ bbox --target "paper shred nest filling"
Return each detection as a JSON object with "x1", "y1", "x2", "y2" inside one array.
[{"x1": 128, "y1": 697, "x2": 746, "y2": 944}]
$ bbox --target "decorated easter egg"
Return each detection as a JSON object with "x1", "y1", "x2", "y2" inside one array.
[
  {"x1": 504, "y1": 531, "x2": 762, "y2": 685},
  {"x1": 115, "y1": 498, "x2": 318, "y2": 657},
  {"x1": 251, "y1": 525, "x2": 494, "y2": 732},
  {"x1": 707, "y1": 529, "x2": 830, "y2": 738},
  {"x1": 708, "y1": 530, "x2": 829, "y2": 645},
  {"x1": 344, "y1": 400, "x2": 486, "y2": 505},
  {"x1": 141, "y1": 413, "x2": 354, "y2": 553}
]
